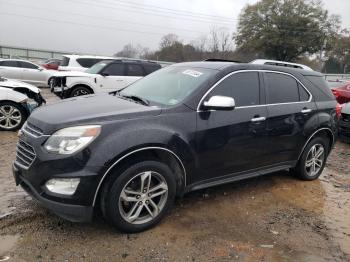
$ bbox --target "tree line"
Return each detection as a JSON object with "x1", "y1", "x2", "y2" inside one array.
[{"x1": 114, "y1": 0, "x2": 350, "y2": 73}]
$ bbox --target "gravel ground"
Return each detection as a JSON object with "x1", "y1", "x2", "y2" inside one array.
[{"x1": 0, "y1": 89, "x2": 350, "y2": 261}]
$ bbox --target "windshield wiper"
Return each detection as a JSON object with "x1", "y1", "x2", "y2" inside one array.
[{"x1": 122, "y1": 95, "x2": 150, "y2": 106}]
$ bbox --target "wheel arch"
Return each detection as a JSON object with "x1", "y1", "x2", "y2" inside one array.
[
  {"x1": 297, "y1": 127, "x2": 335, "y2": 161},
  {"x1": 69, "y1": 84, "x2": 94, "y2": 96},
  {"x1": 92, "y1": 146, "x2": 187, "y2": 207}
]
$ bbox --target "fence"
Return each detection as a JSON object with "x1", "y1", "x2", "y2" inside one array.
[
  {"x1": 0, "y1": 45, "x2": 74, "y2": 63},
  {"x1": 324, "y1": 74, "x2": 350, "y2": 81}
]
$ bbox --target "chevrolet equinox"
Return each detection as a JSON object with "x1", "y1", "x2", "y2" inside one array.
[{"x1": 13, "y1": 62, "x2": 337, "y2": 232}]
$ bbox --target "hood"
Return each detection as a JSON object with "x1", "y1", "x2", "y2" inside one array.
[
  {"x1": 342, "y1": 102, "x2": 350, "y2": 114},
  {"x1": 28, "y1": 93, "x2": 162, "y2": 133},
  {"x1": 52, "y1": 71, "x2": 95, "y2": 77},
  {"x1": 0, "y1": 77, "x2": 40, "y2": 93}
]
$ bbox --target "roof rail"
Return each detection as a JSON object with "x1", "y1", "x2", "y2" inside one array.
[
  {"x1": 204, "y1": 58, "x2": 241, "y2": 63},
  {"x1": 250, "y1": 59, "x2": 313, "y2": 71}
]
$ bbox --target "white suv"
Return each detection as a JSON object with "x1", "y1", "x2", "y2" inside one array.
[
  {"x1": 51, "y1": 59, "x2": 161, "y2": 98},
  {"x1": 58, "y1": 55, "x2": 115, "y2": 72}
]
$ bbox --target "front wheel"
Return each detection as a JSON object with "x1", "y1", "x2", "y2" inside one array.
[
  {"x1": 294, "y1": 137, "x2": 329, "y2": 181},
  {"x1": 0, "y1": 101, "x2": 27, "y2": 131},
  {"x1": 70, "y1": 86, "x2": 92, "y2": 97},
  {"x1": 102, "y1": 161, "x2": 176, "y2": 233}
]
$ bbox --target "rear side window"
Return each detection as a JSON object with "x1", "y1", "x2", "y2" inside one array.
[
  {"x1": 0, "y1": 60, "x2": 20, "y2": 67},
  {"x1": 126, "y1": 64, "x2": 144, "y2": 76},
  {"x1": 102, "y1": 63, "x2": 125, "y2": 76},
  {"x1": 305, "y1": 75, "x2": 334, "y2": 100},
  {"x1": 76, "y1": 58, "x2": 102, "y2": 68},
  {"x1": 60, "y1": 57, "x2": 70, "y2": 66},
  {"x1": 143, "y1": 64, "x2": 161, "y2": 75},
  {"x1": 265, "y1": 73, "x2": 300, "y2": 104},
  {"x1": 210, "y1": 72, "x2": 260, "y2": 107},
  {"x1": 19, "y1": 61, "x2": 38, "y2": 69}
]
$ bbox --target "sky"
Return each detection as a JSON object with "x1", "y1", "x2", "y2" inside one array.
[{"x1": 0, "y1": 0, "x2": 349, "y2": 56}]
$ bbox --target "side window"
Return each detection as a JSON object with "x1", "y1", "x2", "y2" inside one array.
[
  {"x1": 102, "y1": 63, "x2": 125, "y2": 76},
  {"x1": 77, "y1": 58, "x2": 102, "y2": 68},
  {"x1": 210, "y1": 72, "x2": 260, "y2": 107},
  {"x1": 143, "y1": 64, "x2": 161, "y2": 75},
  {"x1": 298, "y1": 83, "x2": 310, "y2": 101},
  {"x1": 0, "y1": 60, "x2": 20, "y2": 68},
  {"x1": 265, "y1": 73, "x2": 300, "y2": 104},
  {"x1": 126, "y1": 64, "x2": 144, "y2": 76},
  {"x1": 19, "y1": 61, "x2": 39, "y2": 69}
]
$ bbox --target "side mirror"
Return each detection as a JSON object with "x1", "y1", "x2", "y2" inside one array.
[
  {"x1": 38, "y1": 68, "x2": 44, "y2": 71},
  {"x1": 100, "y1": 72, "x2": 109, "y2": 77},
  {"x1": 203, "y1": 96, "x2": 235, "y2": 111}
]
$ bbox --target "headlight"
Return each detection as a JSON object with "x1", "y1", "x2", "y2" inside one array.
[
  {"x1": 45, "y1": 178, "x2": 80, "y2": 195},
  {"x1": 44, "y1": 125, "x2": 101, "y2": 155}
]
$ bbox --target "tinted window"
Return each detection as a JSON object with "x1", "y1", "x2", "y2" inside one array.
[
  {"x1": 19, "y1": 61, "x2": 38, "y2": 69},
  {"x1": 102, "y1": 63, "x2": 124, "y2": 76},
  {"x1": 0, "y1": 60, "x2": 20, "y2": 68},
  {"x1": 144, "y1": 63, "x2": 161, "y2": 75},
  {"x1": 265, "y1": 73, "x2": 299, "y2": 104},
  {"x1": 61, "y1": 57, "x2": 70, "y2": 66},
  {"x1": 298, "y1": 83, "x2": 310, "y2": 101},
  {"x1": 305, "y1": 75, "x2": 334, "y2": 100},
  {"x1": 126, "y1": 64, "x2": 144, "y2": 76},
  {"x1": 76, "y1": 58, "x2": 102, "y2": 68},
  {"x1": 210, "y1": 72, "x2": 260, "y2": 107}
]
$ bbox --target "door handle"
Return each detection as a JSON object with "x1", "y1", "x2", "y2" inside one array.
[
  {"x1": 301, "y1": 108, "x2": 312, "y2": 114},
  {"x1": 251, "y1": 116, "x2": 266, "y2": 123}
]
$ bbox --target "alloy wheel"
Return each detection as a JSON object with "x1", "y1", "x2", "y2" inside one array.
[
  {"x1": 118, "y1": 171, "x2": 168, "y2": 225},
  {"x1": 305, "y1": 143, "x2": 325, "y2": 177},
  {"x1": 72, "y1": 89, "x2": 89, "y2": 97},
  {"x1": 0, "y1": 105, "x2": 22, "y2": 130}
]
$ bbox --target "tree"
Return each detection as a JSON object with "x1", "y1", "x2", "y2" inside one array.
[
  {"x1": 234, "y1": 0, "x2": 340, "y2": 61},
  {"x1": 324, "y1": 32, "x2": 350, "y2": 73},
  {"x1": 159, "y1": 34, "x2": 180, "y2": 49},
  {"x1": 114, "y1": 43, "x2": 139, "y2": 58}
]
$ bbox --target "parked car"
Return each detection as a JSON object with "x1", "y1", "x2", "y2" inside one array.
[
  {"x1": 42, "y1": 59, "x2": 61, "y2": 70},
  {"x1": 339, "y1": 102, "x2": 350, "y2": 142},
  {"x1": 50, "y1": 59, "x2": 161, "y2": 98},
  {"x1": 13, "y1": 61, "x2": 337, "y2": 233},
  {"x1": 0, "y1": 59, "x2": 55, "y2": 87},
  {"x1": 58, "y1": 55, "x2": 115, "y2": 72},
  {"x1": 0, "y1": 77, "x2": 45, "y2": 131},
  {"x1": 327, "y1": 80, "x2": 350, "y2": 104}
]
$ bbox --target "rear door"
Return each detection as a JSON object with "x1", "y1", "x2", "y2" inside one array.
[
  {"x1": 263, "y1": 71, "x2": 317, "y2": 165},
  {"x1": 124, "y1": 63, "x2": 145, "y2": 86},
  {"x1": 19, "y1": 61, "x2": 47, "y2": 86},
  {"x1": 195, "y1": 71, "x2": 269, "y2": 182},
  {"x1": 0, "y1": 60, "x2": 22, "y2": 80}
]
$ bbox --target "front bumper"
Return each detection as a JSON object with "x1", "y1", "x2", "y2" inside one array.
[{"x1": 13, "y1": 164, "x2": 93, "y2": 222}]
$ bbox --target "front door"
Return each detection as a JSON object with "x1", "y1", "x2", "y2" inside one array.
[
  {"x1": 195, "y1": 71, "x2": 269, "y2": 183},
  {"x1": 98, "y1": 63, "x2": 128, "y2": 92}
]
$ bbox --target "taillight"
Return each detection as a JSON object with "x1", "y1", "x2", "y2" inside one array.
[
  {"x1": 332, "y1": 89, "x2": 340, "y2": 98},
  {"x1": 336, "y1": 103, "x2": 342, "y2": 119}
]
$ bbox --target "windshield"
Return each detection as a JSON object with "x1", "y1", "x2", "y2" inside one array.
[
  {"x1": 85, "y1": 62, "x2": 108, "y2": 74},
  {"x1": 119, "y1": 66, "x2": 216, "y2": 106}
]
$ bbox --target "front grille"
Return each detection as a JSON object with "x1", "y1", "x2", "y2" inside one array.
[
  {"x1": 341, "y1": 113, "x2": 350, "y2": 122},
  {"x1": 23, "y1": 122, "x2": 43, "y2": 137},
  {"x1": 15, "y1": 140, "x2": 36, "y2": 169}
]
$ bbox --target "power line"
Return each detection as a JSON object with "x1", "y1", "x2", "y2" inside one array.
[
  {"x1": 2, "y1": 1, "x2": 208, "y2": 35},
  {"x1": 101, "y1": 0, "x2": 236, "y2": 22},
  {"x1": 66, "y1": 0, "x2": 235, "y2": 25},
  {"x1": 0, "y1": 12, "x2": 203, "y2": 41}
]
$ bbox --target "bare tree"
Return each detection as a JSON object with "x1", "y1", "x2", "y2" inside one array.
[
  {"x1": 114, "y1": 43, "x2": 139, "y2": 58},
  {"x1": 159, "y1": 34, "x2": 180, "y2": 49},
  {"x1": 209, "y1": 28, "x2": 219, "y2": 53}
]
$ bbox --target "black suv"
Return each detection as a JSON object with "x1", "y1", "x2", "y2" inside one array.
[{"x1": 13, "y1": 62, "x2": 337, "y2": 232}]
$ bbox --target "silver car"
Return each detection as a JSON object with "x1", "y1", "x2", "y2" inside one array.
[{"x1": 0, "y1": 59, "x2": 55, "y2": 87}]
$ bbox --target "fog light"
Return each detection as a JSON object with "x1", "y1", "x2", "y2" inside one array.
[{"x1": 45, "y1": 178, "x2": 80, "y2": 195}]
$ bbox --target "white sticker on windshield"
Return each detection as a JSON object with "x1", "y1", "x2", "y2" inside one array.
[{"x1": 182, "y1": 69, "x2": 203, "y2": 78}]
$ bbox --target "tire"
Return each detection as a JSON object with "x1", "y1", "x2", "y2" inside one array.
[
  {"x1": 293, "y1": 136, "x2": 329, "y2": 181},
  {"x1": 0, "y1": 101, "x2": 27, "y2": 131},
  {"x1": 69, "y1": 86, "x2": 92, "y2": 97},
  {"x1": 101, "y1": 160, "x2": 176, "y2": 233}
]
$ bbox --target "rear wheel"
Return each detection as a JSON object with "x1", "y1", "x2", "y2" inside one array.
[
  {"x1": 70, "y1": 86, "x2": 92, "y2": 97},
  {"x1": 294, "y1": 137, "x2": 329, "y2": 181},
  {"x1": 101, "y1": 160, "x2": 176, "y2": 233},
  {"x1": 0, "y1": 101, "x2": 27, "y2": 131}
]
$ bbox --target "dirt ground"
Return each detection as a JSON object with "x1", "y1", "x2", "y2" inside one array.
[{"x1": 0, "y1": 89, "x2": 350, "y2": 262}]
